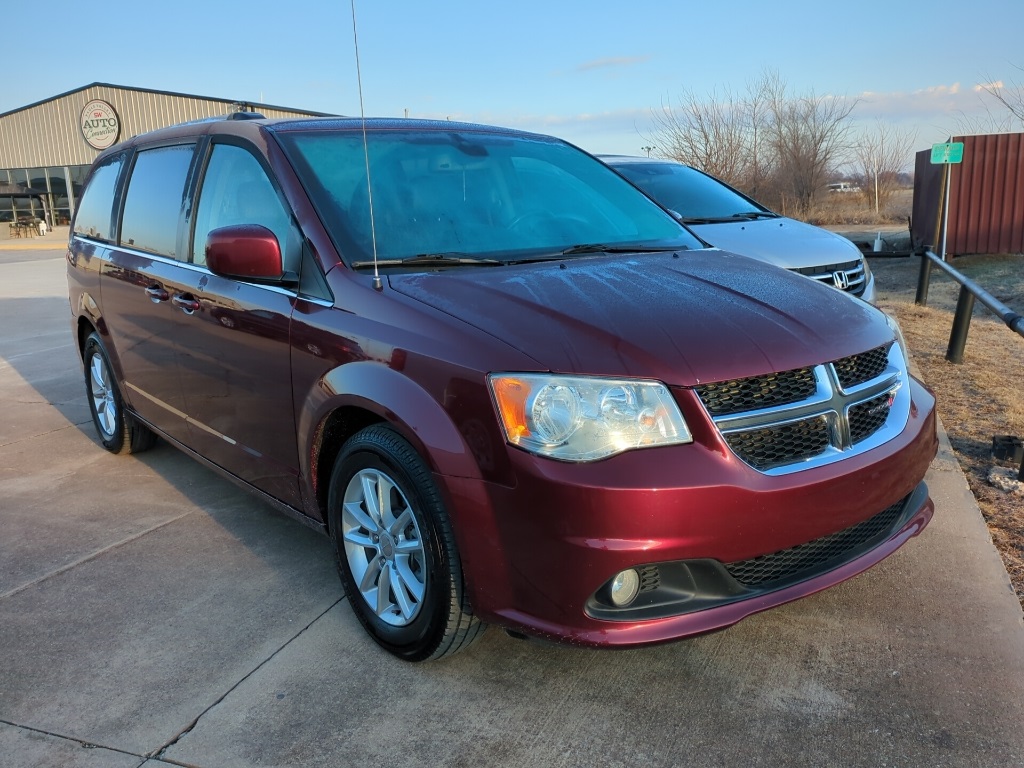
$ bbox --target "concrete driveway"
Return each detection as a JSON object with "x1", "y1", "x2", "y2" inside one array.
[{"x1": 2, "y1": 242, "x2": 1023, "y2": 768}]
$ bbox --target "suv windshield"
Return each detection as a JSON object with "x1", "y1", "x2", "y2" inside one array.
[
  {"x1": 276, "y1": 129, "x2": 702, "y2": 265},
  {"x1": 611, "y1": 161, "x2": 768, "y2": 221}
]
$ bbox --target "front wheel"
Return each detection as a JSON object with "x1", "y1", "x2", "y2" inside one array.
[
  {"x1": 83, "y1": 332, "x2": 156, "y2": 455},
  {"x1": 328, "y1": 425, "x2": 485, "y2": 661}
]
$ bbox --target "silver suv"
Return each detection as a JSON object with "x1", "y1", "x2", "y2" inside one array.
[{"x1": 601, "y1": 156, "x2": 875, "y2": 303}]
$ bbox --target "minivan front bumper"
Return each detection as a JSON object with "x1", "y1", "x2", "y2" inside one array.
[{"x1": 439, "y1": 377, "x2": 936, "y2": 647}]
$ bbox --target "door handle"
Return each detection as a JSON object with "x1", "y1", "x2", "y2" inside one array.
[
  {"x1": 145, "y1": 285, "x2": 169, "y2": 303},
  {"x1": 172, "y1": 293, "x2": 201, "y2": 314}
]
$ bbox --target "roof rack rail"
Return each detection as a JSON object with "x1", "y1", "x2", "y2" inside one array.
[{"x1": 172, "y1": 111, "x2": 268, "y2": 128}]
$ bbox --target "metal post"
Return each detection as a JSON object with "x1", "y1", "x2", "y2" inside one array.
[
  {"x1": 946, "y1": 285, "x2": 975, "y2": 364},
  {"x1": 940, "y1": 163, "x2": 952, "y2": 261},
  {"x1": 915, "y1": 253, "x2": 933, "y2": 306}
]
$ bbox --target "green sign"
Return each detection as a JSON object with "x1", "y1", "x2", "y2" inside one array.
[{"x1": 931, "y1": 142, "x2": 964, "y2": 164}]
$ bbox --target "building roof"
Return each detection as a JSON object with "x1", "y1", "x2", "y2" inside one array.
[
  {"x1": 0, "y1": 83, "x2": 340, "y2": 168},
  {"x1": 0, "y1": 82, "x2": 335, "y2": 121}
]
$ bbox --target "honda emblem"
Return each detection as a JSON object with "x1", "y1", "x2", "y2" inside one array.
[{"x1": 832, "y1": 270, "x2": 850, "y2": 290}]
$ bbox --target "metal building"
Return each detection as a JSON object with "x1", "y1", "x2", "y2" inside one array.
[
  {"x1": 911, "y1": 132, "x2": 1024, "y2": 257},
  {"x1": 0, "y1": 83, "x2": 333, "y2": 227}
]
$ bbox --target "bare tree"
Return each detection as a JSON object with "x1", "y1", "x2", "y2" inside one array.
[
  {"x1": 766, "y1": 89, "x2": 858, "y2": 216},
  {"x1": 853, "y1": 121, "x2": 917, "y2": 213},
  {"x1": 953, "y1": 66, "x2": 1024, "y2": 135},
  {"x1": 645, "y1": 71, "x2": 857, "y2": 216},
  {"x1": 646, "y1": 71, "x2": 779, "y2": 192},
  {"x1": 979, "y1": 66, "x2": 1024, "y2": 129},
  {"x1": 648, "y1": 87, "x2": 751, "y2": 186},
  {"x1": 953, "y1": 109, "x2": 1016, "y2": 137},
  {"x1": 742, "y1": 71, "x2": 780, "y2": 199}
]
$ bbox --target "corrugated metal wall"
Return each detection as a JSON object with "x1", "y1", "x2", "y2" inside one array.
[
  {"x1": 0, "y1": 84, "x2": 331, "y2": 169},
  {"x1": 911, "y1": 132, "x2": 1024, "y2": 256}
]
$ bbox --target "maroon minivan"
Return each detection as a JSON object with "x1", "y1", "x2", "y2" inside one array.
[{"x1": 67, "y1": 115, "x2": 937, "y2": 661}]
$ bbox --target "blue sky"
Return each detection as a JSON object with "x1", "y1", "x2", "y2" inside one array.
[{"x1": 5, "y1": 0, "x2": 1023, "y2": 162}]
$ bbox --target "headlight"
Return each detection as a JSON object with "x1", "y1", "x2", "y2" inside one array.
[
  {"x1": 488, "y1": 373, "x2": 693, "y2": 461},
  {"x1": 883, "y1": 311, "x2": 910, "y2": 370}
]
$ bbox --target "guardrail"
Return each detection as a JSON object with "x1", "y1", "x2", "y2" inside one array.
[
  {"x1": 914, "y1": 249, "x2": 1024, "y2": 364},
  {"x1": 914, "y1": 249, "x2": 1024, "y2": 481}
]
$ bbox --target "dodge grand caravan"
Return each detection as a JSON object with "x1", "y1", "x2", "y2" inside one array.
[{"x1": 67, "y1": 115, "x2": 937, "y2": 661}]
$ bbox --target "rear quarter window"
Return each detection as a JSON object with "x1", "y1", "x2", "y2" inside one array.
[
  {"x1": 72, "y1": 155, "x2": 124, "y2": 241},
  {"x1": 119, "y1": 144, "x2": 196, "y2": 258}
]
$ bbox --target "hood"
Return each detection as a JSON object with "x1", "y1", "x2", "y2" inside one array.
[
  {"x1": 687, "y1": 217, "x2": 863, "y2": 270},
  {"x1": 387, "y1": 250, "x2": 892, "y2": 386}
]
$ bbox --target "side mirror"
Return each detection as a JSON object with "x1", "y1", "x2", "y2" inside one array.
[{"x1": 205, "y1": 224, "x2": 294, "y2": 283}]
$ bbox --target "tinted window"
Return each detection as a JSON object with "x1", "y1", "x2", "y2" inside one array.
[
  {"x1": 612, "y1": 162, "x2": 764, "y2": 219},
  {"x1": 73, "y1": 155, "x2": 124, "y2": 241},
  {"x1": 191, "y1": 144, "x2": 295, "y2": 268},
  {"x1": 120, "y1": 144, "x2": 195, "y2": 258}
]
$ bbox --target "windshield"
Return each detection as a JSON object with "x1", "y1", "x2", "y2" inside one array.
[
  {"x1": 610, "y1": 161, "x2": 767, "y2": 220},
  {"x1": 276, "y1": 129, "x2": 702, "y2": 265}
]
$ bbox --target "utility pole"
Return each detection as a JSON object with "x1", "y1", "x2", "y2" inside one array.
[{"x1": 874, "y1": 166, "x2": 879, "y2": 214}]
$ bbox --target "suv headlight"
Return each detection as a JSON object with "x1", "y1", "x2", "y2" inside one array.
[{"x1": 488, "y1": 373, "x2": 692, "y2": 462}]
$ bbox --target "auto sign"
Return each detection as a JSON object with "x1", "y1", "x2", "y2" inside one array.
[{"x1": 80, "y1": 100, "x2": 121, "y2": 150}]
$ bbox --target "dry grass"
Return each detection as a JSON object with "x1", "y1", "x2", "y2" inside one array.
[
  {"x1": 865, "y1": 249, "x2": 1024, "y2": 608},
  {"x1": 804, "y1": 188, "x2": 914, "y2": 227}
]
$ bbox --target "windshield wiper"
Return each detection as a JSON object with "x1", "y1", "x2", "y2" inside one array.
[
  {"x1": 350, "y1": 253, "x2": 503, "y2": 269},
  {"x1": 403, "y1": 253, "x2": 503, "y2": 265},
  {"x1": 680, "y1": 216, "x2": 734, "y2": 225},
  {"x1": 681, "y1": 212, "x2": 777, "y2": 224},
  {"x1": 561, "y1": 243, "x2": 686, "y2": 255}
]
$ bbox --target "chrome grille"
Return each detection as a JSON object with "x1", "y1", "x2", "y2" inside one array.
[
  {"x1": 696, "y1": 368, "x2": 816, "y2": 416},
  {"x1": 792, "y1": 259, "x2": 867, "y2": 297},
  {"x1": 695, "y1": 343, "x2": 909, "y2": 475},
  {"x1": 834, "y1": 344, "x2": 891, "y2": 389},
  {"x1": 848, "y1": 391, "x2": 893, "y2": 443},
  {"x1": 723, "y1": 417, "x2": 831, "y2": 472},
  {"x1": 724, "y1": 497, "x2": 907, "y2": 586}
]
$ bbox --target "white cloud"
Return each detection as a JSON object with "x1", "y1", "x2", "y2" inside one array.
[{"x1": 853, "y1": 82, "x2": 985, "y2": 120}]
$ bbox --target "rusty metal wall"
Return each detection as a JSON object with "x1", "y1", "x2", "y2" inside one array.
[
  {"x1": 912, "y1": 132, "x2": 1024, "y2": 256},
  {"x1": 0, "y1": 83, "x2": 333, "y2": 170}
]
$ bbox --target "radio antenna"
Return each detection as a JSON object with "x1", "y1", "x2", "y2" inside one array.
[{"x1": 350, "y1": 0, "x2": 382, "y2": 291}]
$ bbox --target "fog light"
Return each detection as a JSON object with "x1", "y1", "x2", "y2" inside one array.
[{"x1": 609, "y1": 569, "x2": 641, "y2": 607}]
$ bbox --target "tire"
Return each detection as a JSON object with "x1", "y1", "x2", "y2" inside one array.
[
  {"x1": 83, "y1": 332, "x2": 157, "y2": 455},
  {"x1": 328, "y1": 424, "x2": 485, "y2": 661}
]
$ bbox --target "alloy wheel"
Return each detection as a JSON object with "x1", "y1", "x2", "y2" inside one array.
[
  {"x1": 341, "y1": 468, "x2": 427, "y2": 626},
  {"x1": 89, "y1": 353, "x2": 117, "y2": 438}
]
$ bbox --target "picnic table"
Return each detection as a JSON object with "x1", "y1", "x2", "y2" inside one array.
[{"x1": 7, "y1": 220, "x2": 42, "y2": 238}]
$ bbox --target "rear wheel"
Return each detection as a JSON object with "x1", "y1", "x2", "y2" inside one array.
[
  {"x1": 83, "y1": 332, "x2": 156, "y2": 455},
  {"x1": 328, "y1": 424, "x2": 485, "y2": 661}
]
